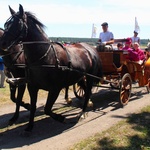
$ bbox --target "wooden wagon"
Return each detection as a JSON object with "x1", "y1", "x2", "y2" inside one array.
[{"x1": 73, "y1": 42, "x2": 150, "y2": 106}]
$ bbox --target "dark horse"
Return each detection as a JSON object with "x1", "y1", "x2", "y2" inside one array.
[
  {"x1": 0, "y1": 28, "x2": 70, "y2": 124},
  {"x1": 0, "y1": 28, "x2": 30, "y2": 124},
  {"x1": 0, "y1": 4, "x2": 102, "y2": 132}
]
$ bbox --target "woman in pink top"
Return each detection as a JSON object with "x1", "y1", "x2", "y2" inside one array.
[
  {"x1": 133, "y1": 42, "x2": 146, "y2": 61},
  {"x1": 122, "y1": 38, "x2": 139, "y2": 61}
]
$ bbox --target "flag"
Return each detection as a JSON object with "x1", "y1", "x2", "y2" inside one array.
[
  {"x1": 91, "y1": 23, "x2": 97, "y2": 38},
  {"x1": 134, "y1": 17, "x2": 140, "y2": 33}
]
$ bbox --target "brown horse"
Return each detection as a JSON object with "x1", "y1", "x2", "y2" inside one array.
[
  {"x1": 0, "y1": 4, "x2": 102, "y2": 133},
  {"x1": 0, "y1": 28, "x2": 30, "y2": 124},
  {"x1": 0, "y1": 28, "x2": 70, "y2": 124}
]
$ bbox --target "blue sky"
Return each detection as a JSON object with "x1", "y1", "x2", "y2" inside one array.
[{"x1": 0, "y1": 0, "x2": 149, "y2": 39}]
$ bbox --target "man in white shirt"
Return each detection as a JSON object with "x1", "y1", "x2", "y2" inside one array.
[
  {"x1": 97, "y1": 22, "x2": 114, "y2": 51},
  {"x1": 99, "y1": 22, "x2": 114, "y2": 44},
  {"x1": 131, "y1": 30, "x2": 140, "y2": 44}
]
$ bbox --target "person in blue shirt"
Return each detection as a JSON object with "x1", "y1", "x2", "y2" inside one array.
[{"x1": 0, "y1": 57, "x2": 5, "y2": 88}]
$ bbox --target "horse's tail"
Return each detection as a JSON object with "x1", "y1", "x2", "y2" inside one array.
[{"x1": 92, "y1": 57, "x2": 103, "y2": 84}]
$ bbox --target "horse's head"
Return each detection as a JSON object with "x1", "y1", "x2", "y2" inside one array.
[
  {"x1": 0, "y1": 27, "x2": 23, "y2": 57},
  {"x1": 0, "y1": 4, "x2": 28, "y2": 50},
  {"x1": 0, "y1": 28, "x2": 10, "y2": 55}
]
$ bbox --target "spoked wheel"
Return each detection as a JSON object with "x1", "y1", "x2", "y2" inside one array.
[
  {"x1": 120, "y1": 73, "x2": 132, "y2": 106},
  {"x1": 73, "y1": 78, "x2": 86, "y2": 100}
]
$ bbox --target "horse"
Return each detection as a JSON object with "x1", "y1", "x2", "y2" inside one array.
[
  {"x1": 0, "y1": 28, "x2": 70, "y2": 124},
  {"x1": 0, "y1": 28, "x2": 31, "y2": 124},
  {"x1": 0, "y1": 4, "x2": 102, "y2": 133}
]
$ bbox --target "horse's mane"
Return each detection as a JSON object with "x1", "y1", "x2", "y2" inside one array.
[{"x1": 25, "y1": 11, "x2": 46, "y2": 32}]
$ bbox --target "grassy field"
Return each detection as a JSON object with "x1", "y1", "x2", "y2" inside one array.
[
  {"x1": 70, "y1": 105, "x2": 150, "y2": 150},
  {"x1": 0, "y1": 81, "x2": 69, "y2": 106},
  {"x1": 0, "y1": 81, "x2": 48, "y2": 106}
]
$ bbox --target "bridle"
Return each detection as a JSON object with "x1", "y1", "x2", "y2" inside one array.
[
  {"x1": 1, "y1": 13, "x2": 71, "y2": 69},
  {"x1": 3, "y1": 15, "x2": 28, "y2": 50}
]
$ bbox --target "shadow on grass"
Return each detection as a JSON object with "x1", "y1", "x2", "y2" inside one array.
[{"x1": 91, "y1": 110, "x2": 150, "y2": 150}]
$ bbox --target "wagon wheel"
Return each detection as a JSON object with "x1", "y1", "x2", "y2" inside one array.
[
  {"x1": 119, "y1": 73, "x2": 132, "y2": 106},
  {"x1": 73, "y1": 78, "x2": 86, "y2": 100}
]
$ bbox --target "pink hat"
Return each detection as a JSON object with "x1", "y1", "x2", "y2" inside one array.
[{"x1": 125, "y1": 38, "x2": 132, "y2": 44}]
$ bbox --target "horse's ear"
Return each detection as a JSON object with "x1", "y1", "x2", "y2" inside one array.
[
  {"x1": 19, "y1": 4, "x2": 24, "y2": 16},
  {"x1": 9, "y1": 5, "x2": 16, "y2": 15},
  {"x1": 19, "y1": 4, "x2": 26, "y2": 21}
]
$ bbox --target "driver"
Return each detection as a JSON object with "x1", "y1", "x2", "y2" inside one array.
[{"x1": 97, "y1": 22, "x2": 114, "y2": 51}]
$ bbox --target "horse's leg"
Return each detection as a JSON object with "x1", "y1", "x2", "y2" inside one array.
[
  {"x1": 64, "y1": 86, "x2": 72, "y2": 104},
  {"x1": 24, "y1": 84, "x2": 38, "y2": 132},
  {"x1": 9, "y1": 83, "x2": 30, "y2": 110},
  {"x1": 78, "y1": 77, "x2": 93, "y2": 120},
  {"x1": 9, "y1": 84, "x2": 17, "y2": 103},
  {"x1": 19, "y1": 84, "x2": 30, "y2": 110},
  {"x1": 9, "y1": 84, "x2": 28, "y2": 125},
  {"x1": 44, "y1": 89, "x2": 65, "y2": 122}
]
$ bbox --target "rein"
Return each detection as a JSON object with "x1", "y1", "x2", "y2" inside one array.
[
  {"x1": 2, "y1": 14, "x2": 105, "y2": 84},
  {"x1": 2, "y1": 50, "x2": 23, "y2": 61}
]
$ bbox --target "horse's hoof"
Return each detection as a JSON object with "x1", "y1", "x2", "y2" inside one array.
[
  {"x1": 8, "y1": 118, "x2": 17, "y2": 126},
  {"x1": 77, "y1": 112, "x2": 88, "y2": 122},
  {"x1": 44, "y1": 109, "x2": 50, "y2": 116},
  {"x1": 24, "y1": 103, "x2": 31, "y2": 110},
  {"x1": 87, "y1": 100, "x2": 93, "y2": 107},
  {"x1": 66, "y1": 98, "x2": 72, "y2": 104},
  {"x1": 8, "y1": 121, "x2": 15, "y2": 126}
]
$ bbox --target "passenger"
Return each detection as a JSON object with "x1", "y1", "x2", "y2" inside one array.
[
  {"x1": 117, "y1": 42, "x2": 123, "y2": 50},
  {"x1": 133, "y1": 42, "x2": 146, "y2": 62},
  {"x1": 143, "y1": 43, "x2": 150, "y2": 87},
  {"x1": 131, "y1": 30, "x2": 140, "y2": 44},
  {"x1": 122, "y1": 38, "x2": 139, "y2": 62},
  {"x1": 145, "y1": 42, "x2": 150, "y2": 60},
  {"x1": 97, "y1": 22, "x2": 114, "y2": 51}
]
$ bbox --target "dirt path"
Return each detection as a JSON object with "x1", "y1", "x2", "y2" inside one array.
[{"x1": 0, "y1": 85, "x2": 150, "y2": 150}]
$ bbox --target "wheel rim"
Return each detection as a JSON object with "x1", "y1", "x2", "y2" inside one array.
[
  {"x1": 120, "y1": 73, "x2": 132, "y2": 105},
  {"x1": 73, "y1": 83, "x2": 85, "y2": 99}
]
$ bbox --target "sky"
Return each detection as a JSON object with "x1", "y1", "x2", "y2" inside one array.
[{"x1": 0, "y1": 0, "x2": 150, "y2": 39}]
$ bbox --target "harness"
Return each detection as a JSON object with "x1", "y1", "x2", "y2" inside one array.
[
  {"x1": 3, "y1": 41, "x2": 73, "y2": 85},
  {"x1": 1, "y1": 13, "x2": 104, "y2": 85}
]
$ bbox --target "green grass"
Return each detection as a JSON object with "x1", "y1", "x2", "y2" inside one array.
[
  {"x1": 0, "y1": 81, "x2": 71, "y2": 106},
  {"x1": 70, "y1": 105, "x2": 150, "y2": 150},
  {"x1": 0, "y1": 81, "x2": 49, "y2": 106}
]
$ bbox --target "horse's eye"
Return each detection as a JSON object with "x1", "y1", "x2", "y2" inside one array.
[{"x1": 4, "y1": 23, "x2": 11, "y2": 31}]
